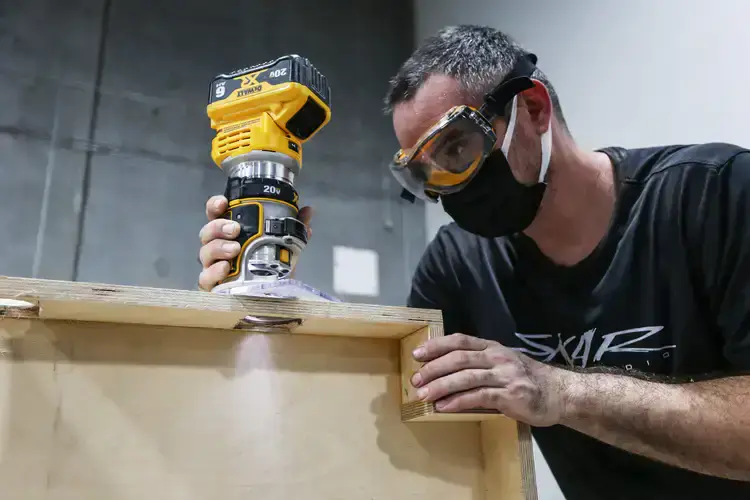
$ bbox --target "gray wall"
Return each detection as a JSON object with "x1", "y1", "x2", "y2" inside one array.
[{"x1": 0, "y1": 0, "x2": 423, "y2": 306}]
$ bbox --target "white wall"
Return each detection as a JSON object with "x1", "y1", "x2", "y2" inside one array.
[{"x1": 414, "y1": 0, "x2": 750, "y2": 497}]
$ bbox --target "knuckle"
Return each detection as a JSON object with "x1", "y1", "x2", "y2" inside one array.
[
  {"x1": 455, "y1": 350, "x2": 473, "y2": 367},
  {"x1": 204, "y1": 262, "x2": 228, "y2": 287},
  {"x1": 466, "y1": 370, "x2": 481, "y2": 386},
  {"x1": 420, "y1": 362, "x2": 439, "y2": 383},
  {"x1": 481, "y1": 388, "x2": 500, "y2": 405},
  {"x1": 214, "y1": 260, "x2": 230, "y2": 278},
  {"x1": 221, "y1": 240, "x2": 241, "y2": 257},
  {"x1": 454, "y1": 333, "x2": 472, "y2": 349},
  {"x1": 198, "y1": 245, "x2": 210, "y2": 267},
  {"x1": 488, "y1": 345, "x2": 510, "y2": 361},
  {"x1": 198, "y1": 271, "x2": 212, "y2": 291},
  {"x1": 200, "y1": 239, "x2": 229, "y2": 266},
  {"x1": 430, "y1": 380, "x2": 448, "y2": 399},
  {"x1": 209, "y1": 239, "x2": 233, "y2": 258},
  {"x1": 199, "y1": 221, "x2": 218, "y2": 244},
  {"x1": 478, "y1": 370, "x2": 495, "y2": 385},
  {"x1": 206, "y1": 196, "x2": 227, "y2": 219},
  {"x1": 467, "y1": 370, "x2": 492, "y2": 387}
]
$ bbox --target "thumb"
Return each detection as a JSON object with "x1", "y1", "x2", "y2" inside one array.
[{"x1": 298, "y1": 206, "x2": 314, "y2": 239}]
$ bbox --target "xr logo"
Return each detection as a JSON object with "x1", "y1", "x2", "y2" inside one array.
[{"x1": 242, "y1": 74, "x2": 259, "y2": 86}]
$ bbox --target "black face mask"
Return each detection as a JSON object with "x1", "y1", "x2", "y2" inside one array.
[{"x1": 440, "y1": 149, "x2": 547, "y2": 238}]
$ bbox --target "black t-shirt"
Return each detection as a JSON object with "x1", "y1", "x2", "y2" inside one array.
[{"x1": 407, "y1": 142, "x2": 750, "y2": 500}]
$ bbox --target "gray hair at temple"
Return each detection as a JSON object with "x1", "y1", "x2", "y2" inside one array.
[{"x1": 383, "y1": 25, "x2": 569, "y2": 131}]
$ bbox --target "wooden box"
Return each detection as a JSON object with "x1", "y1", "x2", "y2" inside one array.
[{"x1": 0, "y1": 277, "x2": 536, "y2": 499}]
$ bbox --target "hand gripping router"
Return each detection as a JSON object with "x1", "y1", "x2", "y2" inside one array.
[{"x1": 206, "y1": 55, "x2": 331, "y2": 294}]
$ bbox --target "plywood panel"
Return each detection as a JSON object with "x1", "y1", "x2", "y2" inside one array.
[
  {"x1": 0, "y1": 277, "x2": 536, "y2": 498},
  {"x1": 0, "y1": 318, "x2": 486, "y2": 499},
  {"x1": 482, "y1": 419, "x2": 537, "y2": 500}
]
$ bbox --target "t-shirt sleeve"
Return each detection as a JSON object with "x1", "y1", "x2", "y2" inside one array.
[
  {"x1": 698, "y1": 151, "x2": 750, "y2": 370},
  {"x1": 406, "y1": 225, "x2": 470, "y2": 335}
]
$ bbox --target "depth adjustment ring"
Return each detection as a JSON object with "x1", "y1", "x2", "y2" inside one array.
[{"x1": 225, "y1": 177, "x2": 299, "y2": 207}]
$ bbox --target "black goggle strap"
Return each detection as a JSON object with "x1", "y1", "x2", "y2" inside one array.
[
  {"x1": 479, "y1": 53, "x2": 538, "y2": 119},
  {"x1": 400, "y1": 189, "x2": 417, "y2": 203}
]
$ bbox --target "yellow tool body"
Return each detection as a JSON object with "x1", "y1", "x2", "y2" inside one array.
[{"x1": 206, "y1": 55, "x2": 331, "y2": 292}]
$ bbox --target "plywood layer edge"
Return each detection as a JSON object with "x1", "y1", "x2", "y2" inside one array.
[{"x1": 0, "y1": 276, "x2": 441, "y2": 338}]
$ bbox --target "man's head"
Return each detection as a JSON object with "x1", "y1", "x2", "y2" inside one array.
[{"x1": 384, "y1": 25, "x2": 569, "y2": 189}]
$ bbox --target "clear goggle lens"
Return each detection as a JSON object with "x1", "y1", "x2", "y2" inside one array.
[{"x1": 390, "y1": 106, "x2": 496, "y2": 201}]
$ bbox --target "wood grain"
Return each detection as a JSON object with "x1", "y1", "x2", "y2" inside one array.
[
  {"x1": 0, "y1": 277, "x2": 440, "y2": 339},
  {"x1": 0, "y1": 277, "x2": 536, "y2": 498},
  {"x1": 0, "y1": 318, "x2": 486, "y2": 499},
  {"x1": 400, "y1": 325, "x2": 431, "y2": 406},
  {"x1": 482, "y1": 420, "x2": 537, "y2": 500}
]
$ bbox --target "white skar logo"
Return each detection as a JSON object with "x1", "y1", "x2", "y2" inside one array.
[{"x1": 513, "y1": 326, "x2": 676, "y2": 369}]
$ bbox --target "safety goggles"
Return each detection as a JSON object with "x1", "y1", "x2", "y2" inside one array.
[{"x1": 391, "y1": 53, "x2": 539, "y2": 203}]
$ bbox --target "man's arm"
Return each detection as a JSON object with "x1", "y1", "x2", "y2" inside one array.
[
  {"x1": 410, "y1": 332, "x2": 750, "y2": 481},
  {"x1": 558, "y1": 368, "x2": 750, "y2": 480}
]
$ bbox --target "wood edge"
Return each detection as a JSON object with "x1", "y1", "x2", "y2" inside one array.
[
  {"x1": 0, "y1": 276, "x2": 442, "y2": 320},
  {"x1": 400, "y1": 401, "x2": 437, "y2": 421},
  {"x1": 0, "y1": 276, "x2": 442, "y2": 333},
  {"x1": 401, "y1": 403, "x2": 507, "y2": 422},
  {"x1": 427, "y1": 322, "x2": 444, "y2": 339},
  {"x1": 480, "y1": 419, "x2": 538, "y2": 500},
  {"x1": 400, "y1": 325, "x2": 432, "y2": 409},
  {"x1": 517, "y1": 422, "x2": 538, "y2": 500}
]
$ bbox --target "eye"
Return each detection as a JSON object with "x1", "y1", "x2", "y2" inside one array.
[
  {"x1": 435, "y1": 131, "x2": 466, "y2": 156},
  {"x1": 444, "y1": 139, "x2": 466, "y2": 158},
  {"x1": 435, "y1": 137, "x2": 470, "y2": 173}
]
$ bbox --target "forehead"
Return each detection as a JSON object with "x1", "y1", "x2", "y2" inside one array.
[{"x1": 392, "y1": 74, "x2": 479, "y2": 150}]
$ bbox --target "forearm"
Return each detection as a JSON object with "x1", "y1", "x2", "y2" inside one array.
[{"x1": 556, "y1": 368, "x2": 750, "y2": 480}]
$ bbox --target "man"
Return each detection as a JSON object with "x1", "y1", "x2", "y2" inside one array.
[{"x1": 198, "y1": 25, "x2": 750, "y2": 499}]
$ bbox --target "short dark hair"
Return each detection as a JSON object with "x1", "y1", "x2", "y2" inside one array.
[{"x1": 384, "y1": 25, "x2": 568, "y2": 130}]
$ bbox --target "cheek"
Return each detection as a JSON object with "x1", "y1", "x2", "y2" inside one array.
[{"x1": 506, "y1": 119, "x2": 542, "y2": 184}]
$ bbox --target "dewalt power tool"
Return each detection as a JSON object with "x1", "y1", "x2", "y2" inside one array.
[{"x1": 206, "y1": 55, "x2": 331, "y2": 294}]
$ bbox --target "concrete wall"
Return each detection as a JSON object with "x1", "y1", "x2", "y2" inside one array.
[
  {"x1": 0, "y1": 0, "x2": 422, "y2": 306},
  {"x1": 414, "y1": 0, "x2": 750, "y2": 498}
]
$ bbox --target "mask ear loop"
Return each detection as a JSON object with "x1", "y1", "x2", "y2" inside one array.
[
  {"x1": 538, "y1": 114, "x2": 552, "y2": 183},
  {"x1": 497, "y1": 93, "x2": 553, "y2": 185},
  {"x1": 500, "y1": 95, "x2": 518, "y2": 157}
]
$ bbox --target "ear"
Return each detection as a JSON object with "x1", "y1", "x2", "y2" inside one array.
[{"x1": 519, "y1": 79, "x2": 552, "y2": 135}]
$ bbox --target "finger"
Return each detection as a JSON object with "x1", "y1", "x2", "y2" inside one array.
[
  {"x1": 412, "y1": 349, "x2": 494, "y2": 387},
  {"x1": 417, "y1": 369, "x2": 505, "y2": 403},
  {"x1": 199, "y1": 239, "x2": 240, "y2": 268},
  {"x1": 199, "y1": 219, "x2": 239, "y2": 245},
  {"x1": 298, "y1": 206, "x2": 314, "y2": 239},
  {"x1": 206, "y1": 195, "x2": 228, "y2": 221},
  {"x1": 198, "y1": 261, "x2": 231, "y2": 291},
  {"x1": 435, "y1": 387, "x2": 506, "y2": 413},
  {"x1": 413, "y1": 333, "x2": 490, "y2": 362}
]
